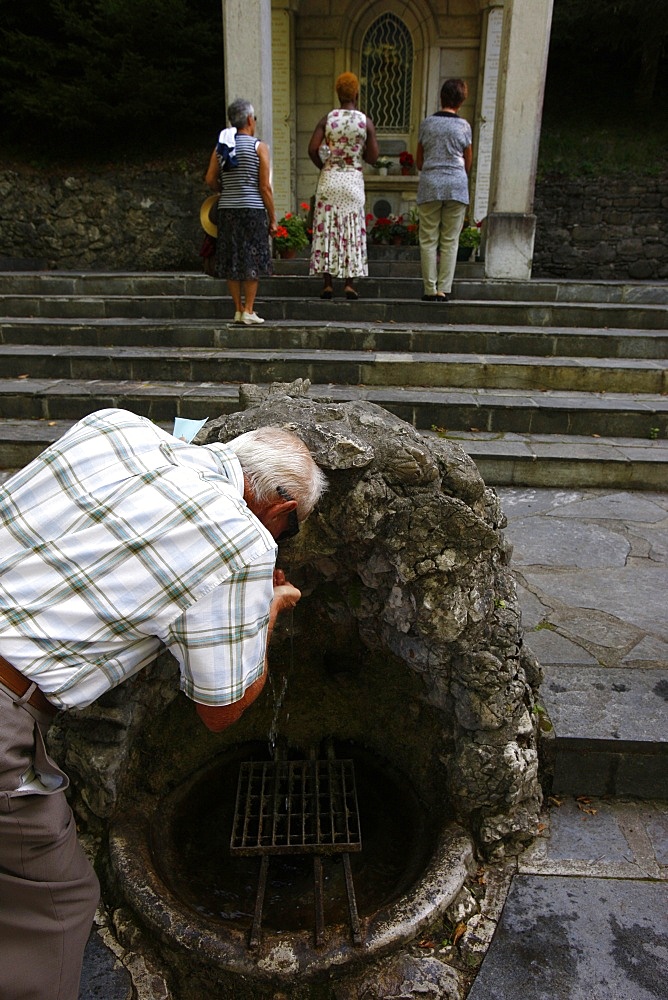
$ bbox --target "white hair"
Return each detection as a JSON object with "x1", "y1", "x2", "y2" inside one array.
[
  {"x1": 227, "y1": 98, "x2": 254, "y2": 129},
  {"x1": 227, "y1": 426, "x2": 327, "y2": 520}
]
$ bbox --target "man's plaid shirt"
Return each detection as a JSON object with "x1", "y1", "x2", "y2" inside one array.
[{"x1": 0, "y1": 409, "x2": 276, "y2": 709}]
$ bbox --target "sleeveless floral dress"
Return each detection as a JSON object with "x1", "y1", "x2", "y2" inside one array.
[{"x1": 309, "y1": 108, "x2": 368, "y2": 279}]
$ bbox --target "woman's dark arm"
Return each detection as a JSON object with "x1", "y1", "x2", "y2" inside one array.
[
  {"x1": 363, "y1": 116, "x2": 379, "y2": 165},
  {"x1": 308, "y1": 116, "x2": 328, "y2": 169},
  {"x1": 205, "y1": 149, "x2": 221, "y2": 192}
]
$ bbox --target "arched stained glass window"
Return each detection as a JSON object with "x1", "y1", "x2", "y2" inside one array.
[{"x1": 361, "y1": 13, "x2": 413, "y2": 133}]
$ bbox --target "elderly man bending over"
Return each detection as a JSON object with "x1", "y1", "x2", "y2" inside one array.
[{"x1": 0, "y1": 407, "x2": 326, "y2": 1000}]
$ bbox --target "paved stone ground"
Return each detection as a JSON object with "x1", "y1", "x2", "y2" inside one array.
[{"x1": 466, "y1": 488, "x2": 668, "y2": 1000}]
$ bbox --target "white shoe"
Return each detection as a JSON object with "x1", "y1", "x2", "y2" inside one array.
[
  {"x1": 242, "y1": 311, "x2": 265, "y2": 325},
  {"x1": 233, "y1": 311, "x2": 242, "y2": 322}
]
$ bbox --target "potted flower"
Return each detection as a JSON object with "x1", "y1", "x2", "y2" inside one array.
[
  {"x1": 367, "y1": 215, "x2": 392, "y2": 244},
  {"x1": 458, "y1": 221, "x2": 482, "y2": 260},
  {"x1": 273, "y1": 210, "x2": 309, "y2": 258},
  {"x1": 399, "y1": 151, "x2": 414, "y2": 175},
  {"x1": 374, "y1": 157, "x2": 392, "y2": 176},
  {"x1": 388, "y1": 214, "x2": 409, "y2": 245}
]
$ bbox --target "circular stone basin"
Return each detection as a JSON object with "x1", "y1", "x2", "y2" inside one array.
[{"x1": 109, "y1": 741, "x2": 473, "y2": 986}]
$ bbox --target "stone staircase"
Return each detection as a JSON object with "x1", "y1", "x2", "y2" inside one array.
[{"x1": 0, "y1": 256, "x2": 666, "y2": 486}]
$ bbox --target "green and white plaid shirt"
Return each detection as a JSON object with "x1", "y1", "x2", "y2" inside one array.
[{"x1": 0, "y1": 409, "x2": 276, "y2": 710}]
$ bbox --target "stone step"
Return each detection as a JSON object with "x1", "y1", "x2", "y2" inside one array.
[
  {"x1": 0, "y1": 378, "x2": 665, "y2": 437},
  {"x1": 2, "y1": 422, "x2": 665, "y2": 491},
  {"x1": 1, "y1": 292, "x2": 666, "y2": 330},
  {"x1": 541, "y1": 666, "x2": 668, "y2": 798},
  {"x1": 1, "y1": 343, "x2": 665, "y2": 395},
  {"x1": 3, "y1": 269, "x2": 668, "y2": 305},
  {"x1": 431, "y1": 431, "x2": 668, "y2": 492},
  {"x1": 1, "y1": 317, "x2": 666, "y2": 360}
]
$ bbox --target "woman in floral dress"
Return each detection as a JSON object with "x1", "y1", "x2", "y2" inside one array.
[{"x1": 308, "y1": 72, "x2": 378, "y2": 299}]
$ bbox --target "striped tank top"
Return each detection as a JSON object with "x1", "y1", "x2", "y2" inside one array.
[{"x1": 217, "y1": 133, "x2": 265, "y2": 210}]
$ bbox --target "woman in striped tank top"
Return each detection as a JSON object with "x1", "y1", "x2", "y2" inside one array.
[{"x1": 205, "y1": 98, "x2": 277, "y2": 325}]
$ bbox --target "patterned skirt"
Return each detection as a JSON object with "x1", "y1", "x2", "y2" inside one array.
[
  {"x1": 215, "y1": 208, "x2": 272, "y2": 281},
  {"x1": 309, "y1": 168, "x2": 368, "y2": 279}
]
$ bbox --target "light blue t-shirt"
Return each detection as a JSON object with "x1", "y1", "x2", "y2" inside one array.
[{"x1": 416, "y1": 112, "x2": 472, "y2": 205}]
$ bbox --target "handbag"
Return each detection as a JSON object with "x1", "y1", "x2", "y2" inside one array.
[{"x1": 199, "y1": 233, "x2": 216, "y2": 277}]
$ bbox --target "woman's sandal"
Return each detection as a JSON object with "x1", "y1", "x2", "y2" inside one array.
[{"x1": 320, "y1": 288, "x2": 333, "y2": 299}]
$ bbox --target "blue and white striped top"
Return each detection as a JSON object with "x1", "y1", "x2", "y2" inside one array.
[{"x1": 217, "y1": 132, "x2": 265, "y2": 210}]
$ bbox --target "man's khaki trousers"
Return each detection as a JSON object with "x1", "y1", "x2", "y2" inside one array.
[{"x1": 0, "y1": 687, "x2": 100, "y2": 1000}]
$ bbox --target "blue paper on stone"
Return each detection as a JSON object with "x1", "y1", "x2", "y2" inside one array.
[{"x1": 173, "y1": 417, "x2": 208, "y2": 443}]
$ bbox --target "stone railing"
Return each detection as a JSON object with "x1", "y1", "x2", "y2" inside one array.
[{"x1": 1, "y1": 164, "x2": 666, "y2": 278}]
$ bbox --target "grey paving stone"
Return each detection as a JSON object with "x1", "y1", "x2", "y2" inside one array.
[
  {"x1": 523, "y1": 628, "x2": 597, "y2": 666},
  {"x1": 520, "y1": 566, "x2": 668, "y2": 643},
  {"x1": 550, "y1": 491, "x2": 668, "y2": 523},
  {"x1": 542, "y1": 665, "x2": 668, "y2": 742},
  {"x1": 540, "y1": 797, "x2": 636, "y2": 864},
  {"x1": 622, "y1": 635, "x2": 668, "y2": 663},
  {"x1": 467, "y1": 875, "x2": 668, "y2": 1000},
  {"x1": 549, "y1": 610, "x2": 639, "y2": 653},
  {"x1": 520, "y1": 798, "x2": 668, "y2": 878},
  {"x1": 505, "y1": 517, "x2": 629, "y2": 568},
  {"x1": 642, "y1": 805, "x2": 668, "y2": 865},
  {"x1": 499, "y1": 486, "x2": 590, "y2": 518},
  {"x1": 515, "y1": 583, "x2": 551, "y2": 629},
  {"x1": 79, "y1": 932, "x2": 132, "y2": 1000},
  {"x1": 627, "y1": 524, "x2": 668, "y2": 559}
]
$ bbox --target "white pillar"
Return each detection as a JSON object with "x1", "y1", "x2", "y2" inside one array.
[
  {"x1": 222, "y1": 0, "x2": 273, "y2": 153},
  {"x1": 484, "y1": 0, "x2": 553, "y2": 280}
]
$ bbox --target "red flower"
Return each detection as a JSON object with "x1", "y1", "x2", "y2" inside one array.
[{"x1": 399, "y1": 151, "x2": 414, "y2": 167}]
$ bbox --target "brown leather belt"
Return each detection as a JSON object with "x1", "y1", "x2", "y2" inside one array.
[{"x1": 0, "y1": 654, "x2": 58, "y2": 717}]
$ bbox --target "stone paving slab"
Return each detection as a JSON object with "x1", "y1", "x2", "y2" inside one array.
[
  {"x1": 79, "y1": 932, "x2": 132, "y2": 1000},
  {"x1": 542, "y1": 666, "x2": 668, "y2": 743},
  {"x1": 520, "y1": 796, "x2": 668, "y2": 879},
  {"x1": 498, "y1": 488, "x2": 668, "y2": 664},
  {"x1": 467, "y1": 874, "x2": 668, "y2": 1000}
]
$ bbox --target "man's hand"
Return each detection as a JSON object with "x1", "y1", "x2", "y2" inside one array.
[{"x1": 272, "y1": 569, "x2": 301, "y2": 615}]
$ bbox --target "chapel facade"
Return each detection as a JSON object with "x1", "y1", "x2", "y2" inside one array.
[{"x1": 222, "y1": 0, "x2": 554, "y2": 279}]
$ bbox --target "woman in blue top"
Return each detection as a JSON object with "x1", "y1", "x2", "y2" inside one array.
[
  {"x1": 205, "y1": 98, "x2": 277, "y2": 325},
  {"x1": 416, "y1": 79, "x2": 473, "y2": 302}
]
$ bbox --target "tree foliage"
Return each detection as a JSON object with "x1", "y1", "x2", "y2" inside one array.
[
  {"x1": 548, "y1": 0, "x2": 668, "y2": 105},
  {"x1": 0, "y1": 0, "x2": 225, "y2": 158}
]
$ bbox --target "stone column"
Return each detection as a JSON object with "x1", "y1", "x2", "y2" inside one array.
[
  {"x1": 271, "y1": 0, "x2": 298, "y2": 216},
  {"x1": 484, "y1": 0, "x2": 553, "y2": 280},
  {"x1": 471, "y1": 3, "x2": 505, "y2": 225},
  {"x1": 222, "y1": 0, "x2": 273, "y2": 153}
]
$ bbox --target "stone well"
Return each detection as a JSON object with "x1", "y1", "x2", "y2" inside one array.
[{"x1": 50, "y1": 383, "x2": 544, "y2": 998}]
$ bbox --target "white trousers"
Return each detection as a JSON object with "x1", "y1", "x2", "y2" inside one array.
[{"x1": 418, "y1": 199, "x2": 467, "y2": 295}]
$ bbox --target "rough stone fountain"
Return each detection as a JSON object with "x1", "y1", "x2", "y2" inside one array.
[{"x1": 49, "y1": 382, "x2": 545, "y2": 1000}]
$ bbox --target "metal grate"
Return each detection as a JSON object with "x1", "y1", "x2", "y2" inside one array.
[
  {"x1": 360, "y1": 13, "x2": 413, "y2": 133},
  {"x1": 230, "y1": 759, "x2": 361, "y2": 856}
]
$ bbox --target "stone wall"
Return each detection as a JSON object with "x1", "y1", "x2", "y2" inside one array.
[
  {"x1": 533, "y1": 171, "x2": 668, "y2": 280},
  {"x1": 1, "y1": 163, "x2": 667, "y2": 278},
  {"x1": 0, "y1": 165, "x2": 207, "y2": 272}
]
